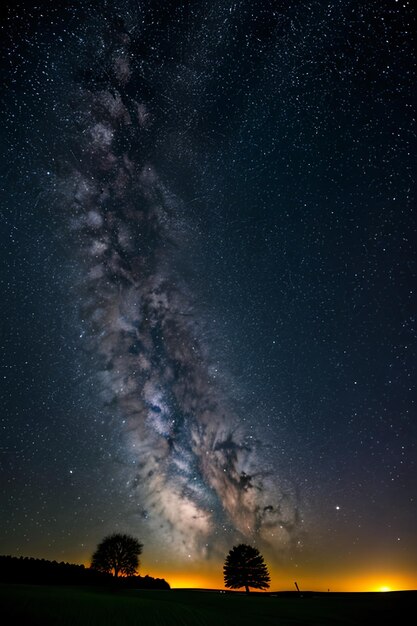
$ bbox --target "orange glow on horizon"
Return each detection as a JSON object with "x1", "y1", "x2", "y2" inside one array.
[
  {"x1": 343, "y1": 573, "x2": 416, "y2": 593},
  {"x1": 273, "y1": 570, "x2": 417, "y2": 593},
  {"x1": 145, "y1": 566, "x2": 417, "y2": 592},
  {"x1": 79, "y1": 556, "x2": 417, "y2": 593},
  {"x1": 162, "y1": 573, "x2": 219, "y2": 589}
]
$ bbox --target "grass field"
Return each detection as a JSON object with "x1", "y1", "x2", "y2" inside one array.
[{"x1": 1, "y1": 584, "x2": 415, "y2": 625}]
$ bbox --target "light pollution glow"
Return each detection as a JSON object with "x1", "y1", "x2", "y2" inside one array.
[
  {"x1": 79, "y1": 550, "x2": 417, "y2": 592},
  {"x1": 110, "y1": 553, "x2": 417, "y2": 592},
  {"x1": 147, "y1": 567, "x2": 417, "y2": 593}
]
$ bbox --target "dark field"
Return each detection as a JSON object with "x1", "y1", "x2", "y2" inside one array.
[{"x1": 1, "y1": 585, "x2": 415, "y2": 625}]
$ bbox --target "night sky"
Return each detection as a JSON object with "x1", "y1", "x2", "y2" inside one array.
[{"x1": 1, "y1": 0, "x2": 416, "y2": 591}]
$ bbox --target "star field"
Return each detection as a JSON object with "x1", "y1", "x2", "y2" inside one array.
[{"x1": 1, "y1": 0, "x2": 416, "y2": 589}]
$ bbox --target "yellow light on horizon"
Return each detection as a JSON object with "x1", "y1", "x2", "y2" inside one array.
[
  {"x1": 347, "y1": 573, "x2": 415, "y2": 593},
  {"x1": 167, "y1": 573, "x2": 218, "y2": 589}
]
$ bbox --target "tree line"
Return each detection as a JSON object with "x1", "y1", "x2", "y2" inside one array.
[
  {"x1": 2, "y1": 533, "x2": 270, "y2": 593},
  {"x1": 0, "y1": 554, "x2": 169, "y2": 589}
]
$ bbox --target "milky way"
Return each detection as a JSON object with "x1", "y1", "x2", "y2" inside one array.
[{"x1": 52, "y1": 3, "x2": 301, "y2": 559}]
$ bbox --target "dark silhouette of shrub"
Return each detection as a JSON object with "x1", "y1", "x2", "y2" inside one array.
[{"x1": 120, "y1": 574, "x2": 170, "y2": 590}]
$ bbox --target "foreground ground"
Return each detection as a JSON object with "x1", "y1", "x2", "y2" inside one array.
[{"x1": 1, "y1": 584, "x2": 415, "y2": 625}]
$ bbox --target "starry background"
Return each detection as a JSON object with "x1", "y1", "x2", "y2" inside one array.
[{"x1": 1, "y1": 0, "x2": 416, "y2": 591}]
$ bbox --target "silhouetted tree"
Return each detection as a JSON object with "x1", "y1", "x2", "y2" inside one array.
[
  {"x1": 91, "y1": 533, "x2": 143, "y2": 577},
  {"x1": 223, "y1": 544, "x2": 270, "y2": 594}
]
